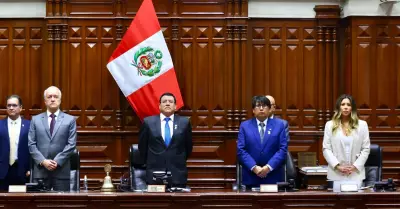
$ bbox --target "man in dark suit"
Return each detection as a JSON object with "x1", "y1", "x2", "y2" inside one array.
[
  {"x1": 139, "y1": 92, "x2": 192, "y2": 187},
  {"x1": 0, "y1": 95, "x2": 31, "y2": 191},
  {"x1": 266, "y1": 95, "x2": 290, "y2": 142},
  {"x1": 28, "y1": 86, "x2": 77, "y2": 191},
  {"x1": 237, "y1": 96, "x2": 288, "y2": 188}
]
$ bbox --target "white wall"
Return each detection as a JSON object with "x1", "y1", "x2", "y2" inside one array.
[
  {"x1": 249, "y1": 0, "x2": 340, "y2": 18},
  {"x1": 0, "y1": 0, "x2": 46, "y2": 18},
  {"x1": 343, "y1": 0, "x2": 400, "y2": 17},
  {"x1": 0, "y1": 0, "x2": 399, "y2": 18},
  {"x1": 249, "y1": 0, "x2": 400, "y2": 18}
]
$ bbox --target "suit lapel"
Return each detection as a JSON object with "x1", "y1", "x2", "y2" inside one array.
[
  {"x1": 251, "y1": 118, "x2": 262, "y2": 146},
  {"x1": 41, "y1": 113, "x2": 51, "y2": 138},
  {"x1": 170, "y1": 115, "x2": 179, "y2": 145},
  {"x1": 52, "y1": 112, "x2": 65, "y2": 139},
  {"x1": 3, "y1": 119, "x2": 10, "y2": 148},
  {"x1": 17, "y1": 119, "x2": 27, "y2": 154},
  {"x1": 18, "y1": 119, "x2": 26, "y2": 142},
  {"x1": 154, "y1": 116, "x2": 165, "y2": 147},
  {"x1": 262, "y1": 118, "x2": 276, "y2": 149}
]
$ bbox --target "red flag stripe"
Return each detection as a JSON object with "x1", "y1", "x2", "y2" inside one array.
[
  {"x1": 108, "y1": 0, "x2": 161, "y2": 63},
  {"x1": 126, "y1": 69, "x2": 184, "y2": 120}
]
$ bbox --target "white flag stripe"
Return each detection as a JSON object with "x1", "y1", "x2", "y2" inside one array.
[{"x1": 107, "y1": 30, "x2": 174, "y2": 97}]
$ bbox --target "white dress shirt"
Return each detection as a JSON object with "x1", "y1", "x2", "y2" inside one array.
[
  {"x1": 47, "y1": 109, "x2": 60, "y2": 128},
  {"x1": 8, "y1": 116, "x2": 21, "y2": 161},
  {"x1": 251, "y1": 118, "x2": 273, "y2": 171},
  {"x1": 340, "y1": 131, "x2": 354, "y2": 164},
  {"x1": 256, "y1": 118, "x2": 268, "y2": 137},
  {"x1": 160, "y1": 114, "x2": 174, "y2": 141}
]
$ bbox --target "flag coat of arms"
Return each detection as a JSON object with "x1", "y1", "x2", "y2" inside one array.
[{"x1": 107, "y1": 0, "x2": 183, "y2": 121}]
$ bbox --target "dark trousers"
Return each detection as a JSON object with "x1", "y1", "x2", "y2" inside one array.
[
  {"x1": 0, "y1": 162, "x2": 27, "y2": 191},
  {"x1": 33, "y1": 177, "x2": 70, "y2": 192}
]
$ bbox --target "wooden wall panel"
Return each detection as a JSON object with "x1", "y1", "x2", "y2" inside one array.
[
  {"x1": 0, "y1": 20, "x2": 46, "y2": 120},
  {"x1": 346, "y1": 17, "x2": 400, "y2": 131},
  {"x1": 249, "y1": 20, "x2": 318, "y2": 130}
]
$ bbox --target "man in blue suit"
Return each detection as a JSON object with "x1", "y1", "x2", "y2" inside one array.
[
  {"x1": 266, "y1": 95, "x2": 290, "y2": 142},
  {"x1": 0, "y1": 95, "x2": 31, "y2": 191},
  {"x1": 237, "y1": 96, "x2": 288, "y2": 188}
]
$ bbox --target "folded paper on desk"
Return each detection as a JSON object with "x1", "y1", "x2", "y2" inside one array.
[{"x1": 301, "y1": 166, "x2": 328, "y2": 173}]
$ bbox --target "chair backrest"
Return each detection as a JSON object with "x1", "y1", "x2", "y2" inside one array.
[
  {"x1": 285, "y1": 151, "x2": 297, "y2": 183},
  {"x1": 129, "y1": 144, "x2": 147, "y2": 191},
  {"x1": 69, "y1": 149, "x2": 80, "y2": 192},
  {"x1": 363, "y1": 144, "x2": 382, "y2": 186},
  {"x1": 30, "y1": 149, "x2": 80, "y2": 192}
]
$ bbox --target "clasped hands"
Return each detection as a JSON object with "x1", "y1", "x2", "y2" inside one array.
[
  {"x1": 336, "y1": 164, "x2": 358, "y2": 176},
  {"x1": 41, "y1": 159, "x2": 58, "y2": 171},
  {"x1": 252, "y1": 165, "x2": 270, "y2": 178}
]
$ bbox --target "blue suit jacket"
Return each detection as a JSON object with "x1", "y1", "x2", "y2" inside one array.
[
  {"x1": 0, "y1": 118, "x2": 31, "y2": 180},
  {"x1": 237, "y1": 117, "x2": 288, "y2": 185}
]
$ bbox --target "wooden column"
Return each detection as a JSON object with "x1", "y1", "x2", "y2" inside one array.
[
  {"x1": 225, "y1": 25, "x2": 234, "y2": 130},
  {"x1": 314, "y1": 5, "x2": 341, "y2": 130},
  {"x1": 47, "y1": 0, "x2": 54, "y2": 17},
  {"x1": 240, "y1": 25, "x2": 248, "y2": 123}
]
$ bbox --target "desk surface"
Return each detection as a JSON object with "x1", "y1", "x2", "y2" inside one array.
[{"x1": 1, "y1": 190, "x2": 400, "y2": 209}]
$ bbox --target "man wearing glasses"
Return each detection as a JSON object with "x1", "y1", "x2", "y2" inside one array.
[
  {"x1": 0, "y1": 95, "x2": 31, "y2": 191},
  {"x1": 266, "y1": 95, "x2": 290, "y2": 142},
  {"x1": 237, "y1": 95, "x2": 288, "y2": 188}
]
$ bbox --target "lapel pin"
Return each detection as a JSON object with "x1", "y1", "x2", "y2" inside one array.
[{"x1": 174, "y1": 124, "x2": 178, "y2": 130}]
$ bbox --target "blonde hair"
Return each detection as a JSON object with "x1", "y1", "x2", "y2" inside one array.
[{"x1": 331, "y1": 94, "x2": 359, "y2": 134}]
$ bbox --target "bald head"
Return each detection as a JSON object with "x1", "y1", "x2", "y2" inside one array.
[{"x1": 266, "y1": 95, "x2": 276, "y2": 117}]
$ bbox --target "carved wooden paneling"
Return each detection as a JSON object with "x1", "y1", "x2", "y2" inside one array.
[
  {"x1": 0, "y1": 20, "x2": 46, "y2": 120},
  {"x1": 65, "y1": 20, "x2": 119, "y2": 130},
  {"x1": 174, "y1": 20, "x2": 228, "y2": 130},
  {"x1": 249, "y1": 20, "x2": 318, "y2": 131},
  {"x1": 346, "y1": 17, "x2": 400, "y2": 131}
]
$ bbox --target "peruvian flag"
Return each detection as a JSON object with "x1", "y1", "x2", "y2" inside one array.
[{"x1": 107, "y1": 0, "x2": 183, "y2": 121}]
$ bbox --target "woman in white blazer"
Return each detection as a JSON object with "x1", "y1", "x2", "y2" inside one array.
[{"x1": 323, "y1": 94, "x2": 370, "y2": 184}]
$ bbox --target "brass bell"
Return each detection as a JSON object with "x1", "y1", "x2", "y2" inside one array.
[{"x1": 101, "y1": 164, "x2": 115, "y2": 192}]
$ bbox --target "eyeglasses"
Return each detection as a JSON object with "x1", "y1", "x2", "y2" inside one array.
[
  {"x1": 255, "y1": 104, "x2": 268, "y2": 109},
  {"x1": 7, "y1": 104, "x2": 20, "y2": 108}
]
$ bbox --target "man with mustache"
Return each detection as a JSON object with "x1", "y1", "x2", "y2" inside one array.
[
  {"x1": 0, "y1": 95, "x2": 31, "y2": 191},
  {"x1": 139, "y1": 92, "x2": 192, "y2": 188}
]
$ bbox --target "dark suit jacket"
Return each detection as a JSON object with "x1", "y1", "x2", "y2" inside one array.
[
  {"x1": 271, "y1": 115, "x2": 290, "y2": 142},
  {"x1": 237, "y1": 117, "x2": 288, "y2": 185},
  {"x1": 0, "y1": 118, "x2": 31, "y2": 180},
  {"x1": 138, "y1": 114, "x2": 192, "y2": 185}
]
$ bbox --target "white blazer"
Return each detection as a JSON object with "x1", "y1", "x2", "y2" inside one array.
[{"x1": 322, "y1": 120, "x2": 370, "y2": 181}]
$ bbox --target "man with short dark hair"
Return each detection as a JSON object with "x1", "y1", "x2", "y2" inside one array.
[
  {"x1": 0, "y1": 95, "x2": 31, "y2": 191},
  {"x1": 139, "y1": 92, "x2": 192, "y2": 187},
  {"x1": 237, "y1": 95, "x2": 288, "y2": 188}
]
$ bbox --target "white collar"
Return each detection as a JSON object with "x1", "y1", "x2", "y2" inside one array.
[
  {"x1": 47, "y1": 109, "x2": 60, "y2": 117},
  {"x1": 256, "y1": 118, "x2": 268, "y2": 126},
  {"x1": 8, "y1": 116, "x2": 21, "y2": 125},
  {"x1": 160, "y1": 113, "x2": 174, "y2": 122}
]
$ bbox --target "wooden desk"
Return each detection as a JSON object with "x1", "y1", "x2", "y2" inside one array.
[
  {"x1": 1, "y1": 190, "x2": 399, "y2": 209},
  {"x1": 299, "y1": 170, "x2": 328, "y2": 189}
]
